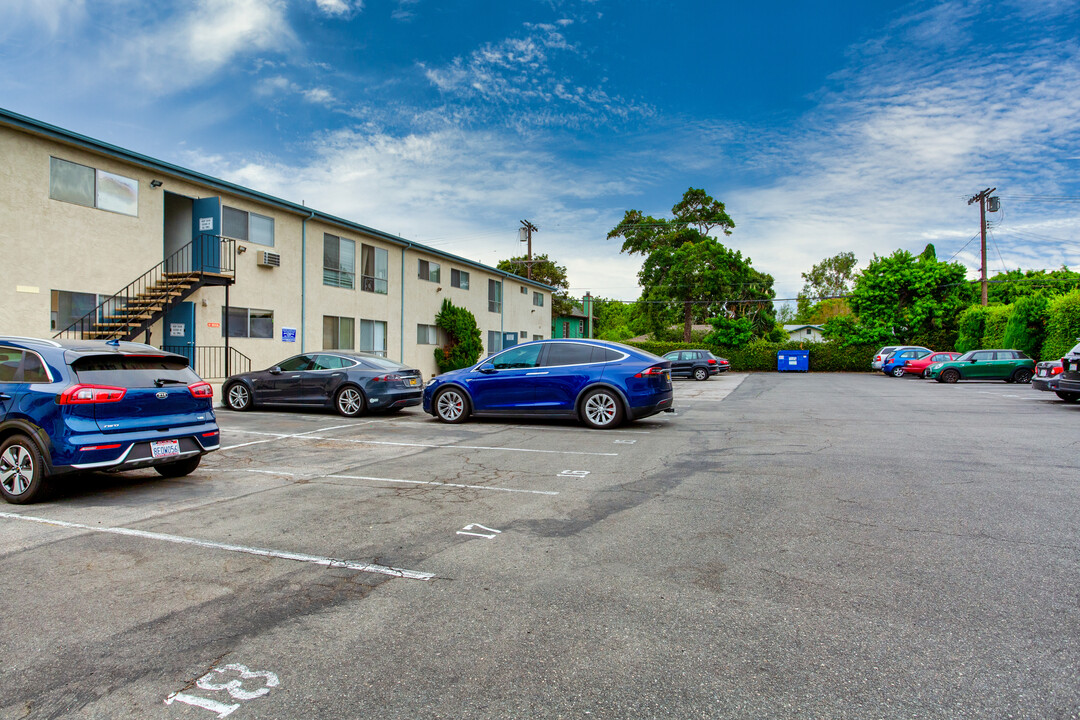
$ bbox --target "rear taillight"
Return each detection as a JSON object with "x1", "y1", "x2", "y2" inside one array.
[
  {"x1": 202, "y1": 431, "x2": 219, "y2": 438},
  {"x1": 58, "y1": 385, "x2": 126, "y2": 404},
  {"x1": 373, "y1": 373, "x2": 402, "y2": 382},
  {"x1": 707, "y1": 358, "x2": 717, "y2": 365},
  {"x1": 188, "y1": 382, "x2": 213, "y2": 399},
  {"x1": 1051, "y1": 366, "x2": 1063, "y2": 376},
  {"x1": 634, "y1": 366, "x2": 666, "y2": 378},
  {"x1": 874, "y1": 355, "x2": 881, "y2": 362},
  {"x1": 79, "y1": 443, "x2": 122, "y2": 452}
]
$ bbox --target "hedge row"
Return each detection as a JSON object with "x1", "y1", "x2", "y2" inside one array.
[
  {"x1": 954, "y1": 290, "x2": 1080, "y2": 361},
  {"x1": 622, "y1": 339, "x2": 880, "y2": 372}
]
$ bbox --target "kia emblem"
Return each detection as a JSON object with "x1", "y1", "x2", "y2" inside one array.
[{"x1": 156, "y1": 391, "x2": 168, "y2": 399}]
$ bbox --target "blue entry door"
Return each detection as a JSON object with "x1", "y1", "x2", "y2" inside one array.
[
  {"x1": 503, "y1": 332, "x2": 518, "y2": 349},
  {"x1": 191, "y1": 197, "x2": 221, "y2": 273},
  {"x1": 164, "y1": 302, "x2": 197, "y2": 371}
]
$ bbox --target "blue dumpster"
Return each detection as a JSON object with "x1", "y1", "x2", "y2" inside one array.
[{"x1": 777, "y1": 350, "x2": 809, "y2": 372}]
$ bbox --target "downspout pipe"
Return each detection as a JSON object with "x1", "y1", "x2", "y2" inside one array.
[
  {"x1": 401, "y1": 241, "x2": 412, "y2": 362},
  {"x1": 302, "y1": 210, "x2": 315, "y2": 352}
]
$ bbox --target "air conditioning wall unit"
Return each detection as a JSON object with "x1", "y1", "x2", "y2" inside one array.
[{"x1": 258, "y1": 251, "x2": 281, "y2": 267}]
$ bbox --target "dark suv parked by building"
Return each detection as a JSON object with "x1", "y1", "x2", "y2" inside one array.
[
  {"x1": 661, "y1": 349, "x2": 730, "y2": 380},
  {"x1": 0, "y1": 337, "x2": 219, "y2": 503}
]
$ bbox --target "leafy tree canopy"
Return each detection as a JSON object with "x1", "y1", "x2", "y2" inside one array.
[
  {"x1": 986, "y1": 267, "x2": 1080, "y2": 304},
  {"x1": 608, "y1": 188, "x2": 771, "y2": 342},
  {"x1": 796, "y1": 251, "x2": 858, "y2": 321},
  {"x1": 496, "y1": 253, "x2": 574, "y2": 318},
  {"x1": 433, "y1": 298, "x2": 483, "y2": 373}
]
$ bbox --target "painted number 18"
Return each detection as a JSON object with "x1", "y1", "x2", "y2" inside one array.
[{"x1": 165, "y1": 663, "x2": 280, "y2": 718}]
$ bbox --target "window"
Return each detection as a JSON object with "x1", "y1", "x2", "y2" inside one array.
[
  {"x1": 520, "y1": 331, "x2": 528, "y2": 339},
  {"x1": 418, "y1": 259, "x2": 440, "y2": 283},
  {"x1": 533, "y1": 334, "x2": 543, "y2": 341},
  {"x1": 0, "y1": 348, "x2": 51, "y2": 384},
  {"x1": 451, "y1": 268, "x2": 470, "y2": 290},
  {"x1": 361, "y1": 244, "x2": 389, "y2": 294},
  {"x1": 278, "y1": 355, "x2": 314, "y2": 372},
  {"x1": 51, "y1": 289, "x2": 102, "y2": 331},
  {"x1": 223, "y1": 307, "x2": 274, "y2": 338},
  {"x1": 578, "y1": 320, "x2": 584, "y2": 335},
  {"x1": 520, "y1": 285, "x2": 528, "y2": 295},
  {"x1": 360, "y1": 319, "x2": 387, "y2": 355},
  {"x1": 543, "y1": 343, "x2": 595, "y2": 367},
  {"x1": 533, "y1": 292, "x2": 544, "y2": 307},
  {"x1": 491, "y1": 344, "x2": 542, "y2": 370},
  {"x1": 561, "y1": 321, "x2": 570, "y2": 337},
  {"x1": 50, "y1": 157, "x2": 138, "y2": 216},
  {"x1": 488, "y1": 279, "x2": 502, "y2": 313},
  {"x1": 223, "y1": 206, "x2": 274, "y2": 246},
  {"x1": 971, "y1": 351, "x2": 994, "y2": 362},
  {"x1": 323, "y1": 316, "x2": 354, "y2": 349},
  {"x1": 323, "y1": 234, "x2": 356, "y2": 289},
  {"x1": 312, "y1": 354, "x2": 352, "y2": 370},
  {"x1": 417, "y1": 324, "x2": 439, "y2": 345},
  {"x1": 486, "y1": 331, "x2": 503, "y2": 354}
]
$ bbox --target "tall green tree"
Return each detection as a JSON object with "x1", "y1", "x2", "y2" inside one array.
[
  {"x1": 608, "y1": 188, "x2": 772, "y2": 342},
  {"x1": 848, "y1": 247, "x2": 974, "y2": 349},
  {"x1": 796, "y1": 251, "x2": 857, "y2": 321},
  {"x1": 496, "y1": 253, "x2": 574, "y2": 318},
  {"x1": 433, "y1": 299, "x2": 483, "y2": 373}
]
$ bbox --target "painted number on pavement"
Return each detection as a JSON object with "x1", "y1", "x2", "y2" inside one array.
[
  {"x1": 558, "y1": 470, "x2": 591, "y2": 478},
  {"x1": 457, "y1": 523, "x2": 501, "y2": 540},
  {"x1": 165, "y1": 663, "x2": 280, "y2": 718}
]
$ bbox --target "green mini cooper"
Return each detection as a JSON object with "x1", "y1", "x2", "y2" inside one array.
[{"x1": 926, "y1": 349, "x2": 1035, "y2": 384}]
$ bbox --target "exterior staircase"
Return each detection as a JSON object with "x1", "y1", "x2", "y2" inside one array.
[{"x1": 54, "y1": 234, "x2": 236, "y2": 342}]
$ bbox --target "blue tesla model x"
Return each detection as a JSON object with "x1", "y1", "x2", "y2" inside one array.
[{"x1": 422, "y1": 339, "x2": 674, "y2": 429}]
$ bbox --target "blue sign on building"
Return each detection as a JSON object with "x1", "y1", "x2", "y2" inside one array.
[{"x1": 281, "y1": 327, "x2": 297, "y2": 343}]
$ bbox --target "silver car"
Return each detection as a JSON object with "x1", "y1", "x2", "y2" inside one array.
[{"x1": 871, "y1": 346, "x2": 899, "y2": 371}]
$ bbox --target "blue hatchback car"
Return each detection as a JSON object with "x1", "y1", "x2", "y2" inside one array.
[
  {"x1": 422, "y1": 339, "x2": 674, "y2": 429},
  {"x1": 0, "y1": 337, "x2": 219, "y2": 504}
]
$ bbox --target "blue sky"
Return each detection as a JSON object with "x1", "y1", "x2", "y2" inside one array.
[{"x1": 3, "y1": 0, "x2": 1079, "y2": 302}]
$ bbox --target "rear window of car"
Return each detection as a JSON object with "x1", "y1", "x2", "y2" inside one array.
[
  {"x1": 72, "y1": 354, "x2": 198, "y2": 387},
  {"x1": 359, "y1": 356, "x2": 409, "y2": 371}
]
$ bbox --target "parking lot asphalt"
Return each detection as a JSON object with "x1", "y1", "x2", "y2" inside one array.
[{"x1": 2, "y1": 372, "x2": 1079, "y2": 719}]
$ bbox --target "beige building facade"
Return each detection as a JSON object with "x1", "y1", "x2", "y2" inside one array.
[{"x1": 0, "y1": 108, "x2": 552, "y2": 379}]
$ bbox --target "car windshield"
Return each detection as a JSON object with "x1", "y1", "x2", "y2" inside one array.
[
  {"x1": 954, "y1": 351, "x2": 975, "y2": 361},
  {"x1": 1069, "y1": 343, "x2": 1080, "y2": 356}
]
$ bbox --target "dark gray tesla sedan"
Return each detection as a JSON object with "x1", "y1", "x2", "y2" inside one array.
[{"x1": 222, "y1": 352, "x2": 423, "y2": 416}]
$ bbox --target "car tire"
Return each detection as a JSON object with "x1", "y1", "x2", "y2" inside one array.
[
  {"x1": 0, "y1": 434, "x2": 48, "y2": 504},
  {"x1": 1056, "y1": 391, "x2": 1080, "y2": 403},
  {"x1": 154, "y1": 455, "x2": 202, "y2": 478},
  {"x1": 1011, "y1": 368, "x2": 1033, "y2": 384},
  {"x1": 335, "y1": 386, "x2": 366, "y2": 417},
  {"x1": 693, "y1": 367, "x2": 709, "y2": 381},
  {"x1": 224, "y1": 383, "x2": 252, "y2": 411},
  {"x1": 434, "y1": 388, "x2": 470, "y2": 423},
  {"x1": 580, "y1": 388, "x2": 624, "y2": 429},
  {"x1": 891, "y1": 366, "x2": 905, "y2": 378},
  {"x1": 940, "y1": 369, "x2": 960, "y2": 384}
]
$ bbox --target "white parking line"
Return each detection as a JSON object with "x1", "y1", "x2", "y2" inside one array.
[
  {"x1": 506, "y1": 425, "x2": 652, "y2": 435},
  {"x1": 0, "y1": 511, "x2": 434, "y2": 581},
  {"x1": 326, "y1": 474, "x2": 560, "y2": 496},
  {"x1": 309, "y1": 436, "x2": 619, "y2": 456},
  {"x1": 218, "y1": 423, "x2": 372, "y2": 451}
]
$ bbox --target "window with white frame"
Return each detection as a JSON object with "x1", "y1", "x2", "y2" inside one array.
[
  {"x1": 417, "y1": 324, "x2": 439, "y2": 345},
  {"x1": 323, "y1": 316, "x2": 354, "y2": 349},
  {"x1": 487, "y1": 330, "x2": 503, "y2": 354},
  {"x1": 51, "y1": 289, "x2": 107, "y2": 331},
  {"x1": 451, "y1": 268, "x2": 469, "y2": 289},
  {"x1": 418, "y1": 259, "x2": 440, "y2": 283},
  {"x1": 223, "y1": 206, "x2": 275, "y2": 246},
  {"x1": 533, "y1": 292, "x2": 544, "y2": 307},
  {"x1": 49, "y1": 157, "x2": 138, "y2": 217},
  {"x1": 222, "y1": 307, "x2": 274, "y2": 338},
  {"x1": 360, "y1": 319, "x2": 387, "y2": 356},
  {"x1": 361, "y1": 244, "x2": 388, "y2": 294},
  {"x1": 488, "y1": 279, "x2": 502, "y2": 313},
  {"x1": 323, "y1": 234, "x2": 356, "y2": 289}
]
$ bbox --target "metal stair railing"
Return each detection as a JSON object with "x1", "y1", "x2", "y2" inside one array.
[
  {"x1": 160, "y1": 345, "x2": 252, "y2": 379},
  {"x1": 54, "y1": 235, "x2": 235, "y2": 341}
]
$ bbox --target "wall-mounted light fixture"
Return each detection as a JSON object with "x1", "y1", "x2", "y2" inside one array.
[
  {"x1": 150, "y1": 180, "x2": 163, "y2": 188},
  {"x1": 237, "y1": 245, "x2": 248, "y2": 254}
]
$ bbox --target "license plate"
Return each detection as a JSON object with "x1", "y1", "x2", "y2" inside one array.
[
  {"x1": 1038, "y1": 370, "x2": 1047, "y2": 376},
  {"x1": 406, "y1": 378, "x2": 420, "y2": 386},
  {"x1": 151, "y1": 439, "x2": 180, "y2": 458}
]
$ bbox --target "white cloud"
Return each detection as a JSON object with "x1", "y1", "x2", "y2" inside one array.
[
  {"x1": 0, "y1": 0, "x2": 85, "y2": 37},
  {"x1": 312, "y1": 0, "x2": 362, "y2": 17},
  {"x1": 111, "y1": 0, "x2": 296, "y2": 94}
]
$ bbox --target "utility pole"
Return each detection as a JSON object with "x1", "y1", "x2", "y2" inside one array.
[
  {"x1": 967, "y1": 187, "x2": 996, "y2": 306},
  {"x1": 519, "y1": 220, "x2": 538, "y2": 280}
]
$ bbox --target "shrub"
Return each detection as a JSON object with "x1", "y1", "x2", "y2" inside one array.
[
  {"x1": 1043, "y1": 290, "x2": 1080, "y2": 360},
  {"x1": 981, "y1": 304, "x2": 1013, "y2": 348},
  {"x1": 620, "y1": 339, "x2": 879, "y2": 372},
  {"x1": 955, "y1": 306, "x2": 988, "y2": 353},
  {"x1": 433, "y1": 298, "x2": 483, "y2": 373},
  {"x1": 1002, "y1": 295, "x2": 1048, "y2": 360}
]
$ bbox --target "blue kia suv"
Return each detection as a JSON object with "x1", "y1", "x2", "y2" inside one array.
[
  {"x1": 422, "y1": 339, "x2": 674, "y2": 428},
  {"x1": 0, "y1": 337, "x2": 220, "y2": 504}
]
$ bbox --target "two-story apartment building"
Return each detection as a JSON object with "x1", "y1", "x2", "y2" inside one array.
[{"x1": 0, "y1": 108, "x2": 552, "y2": 380}]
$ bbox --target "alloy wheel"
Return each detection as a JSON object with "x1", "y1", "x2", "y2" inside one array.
[
  {"x1": 1, "y1": 444, "x2": 34, "y2": 497},
  {"x1": 436, "y1": 390, "x2": 466, "y2": 422},
  {"x1": 584, "y1": 392, "x2": 618, "y2": 427},
  {"x1": 337, "y1": 387, "x2": 364, "y2": 416}
]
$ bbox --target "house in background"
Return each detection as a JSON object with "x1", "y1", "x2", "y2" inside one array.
[
  {"x1": 552, "y1": 304, "x2": 589, "y2": 338},
  {"x1": 783, "y1": 324, "x2": 826, "y2": 342}
]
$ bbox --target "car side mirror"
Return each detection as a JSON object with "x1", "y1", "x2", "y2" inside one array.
[
  {"x1": 478, "y1": 363, "x2": 497, "y2": 374},
  {"x1": 969, "y1": 359, "x2": 977, "y2": 363},
  {"x1": 269, "y1": 366, "x2": 282, "y2": 375}
]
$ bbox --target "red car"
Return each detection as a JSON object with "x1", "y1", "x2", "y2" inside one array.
[{"x1": 902, "y1": 351, "x2": 961, "y2": 378}]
